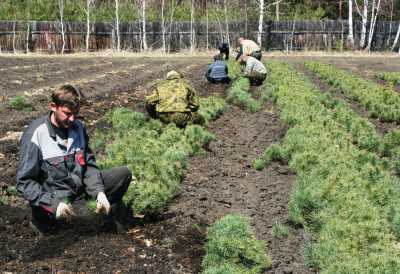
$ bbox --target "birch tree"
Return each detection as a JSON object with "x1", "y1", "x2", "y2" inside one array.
[
  {"x1": 347, "y1": 0, "x2": 355, "y2": 48},
  {"x1": 115, "y1": 0, "x2": 120, "y2": 52},
  {"x1": 257, "y1": 0, "x2": 265, "y2": 46},
  {"x1": 85, "y1": 0, "x2": 94, "y2": 52},
  {"x1": 365, "y1": 0, "x2": 381, "y2": 51},
  {"x1": 161, "y1": 0, "x2": 166, "y2": 52},
  {"x1": 58, "y1": 0, "x2": 66, "y2": 54},
  {"x1": 190, "y1": 0, "x2": 195, "y2": 52},
  {"x1": 391, "y1": 22, "x2": 400, "y2": 52},
  {"x1": 223, "y1": 0, "x2": 230, "y2": 48},
  {"x1": 387, "y1": 0, "x2": 394, "y2": 47},
  {"x1": 141, "y1": 0, "x2": 148, "y2": 51},
  {"x1": 206, "y1": 0, "x2": 209, "y2": 50},
  {"x1": 354, "y1": 0, "x2": 368, "y2": 49}
]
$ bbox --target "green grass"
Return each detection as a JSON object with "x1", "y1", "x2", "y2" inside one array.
[
  {"x1": 227, "y1": 77, "x2": 261, "y2": 113},
  {"x1": 202, "y1": 213, "x2": 272, "y2": 274}
]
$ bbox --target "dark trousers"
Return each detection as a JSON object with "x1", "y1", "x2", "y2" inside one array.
[
  {"x1": 31, "y1": 166, "x2": 132, "y2": 226},
  {"x1": 206, "y1": 76, "x2": 231, "y2": 84}
]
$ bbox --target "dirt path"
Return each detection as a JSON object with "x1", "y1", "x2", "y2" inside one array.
[{"x1": 142, "y1": 100, "x2": 310, "y2": 273}]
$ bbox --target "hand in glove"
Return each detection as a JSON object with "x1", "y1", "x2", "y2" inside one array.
[
  {"x1": 96, "y1": 192, "x2": 110, "y2": 215},
  {"x1": 56, "y1": 202, "x2": 76, "y2": 220}
]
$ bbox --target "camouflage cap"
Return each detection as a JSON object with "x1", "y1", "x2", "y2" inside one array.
[{"x1": 166, "y1": 70, "x2": 182, "y2": 80}]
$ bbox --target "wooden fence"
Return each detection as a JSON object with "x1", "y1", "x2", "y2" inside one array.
[{"x1": 0, "y1": 20, "x2": 398, "y2": 53}]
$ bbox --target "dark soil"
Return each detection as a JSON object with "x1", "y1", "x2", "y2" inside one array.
[{"x1": 4, "y1": 55, "x2": 391, "y2": 274}]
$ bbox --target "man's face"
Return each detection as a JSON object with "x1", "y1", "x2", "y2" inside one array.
[{"x1": 50, "y1": 103, "x2": 80, "y2": 128}]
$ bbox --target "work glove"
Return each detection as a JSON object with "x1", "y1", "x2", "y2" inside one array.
[
  {"x1": 96, "y1": 192, "x2": 111, "y2": 215},
  {"x1": 56, "y1": 202, "x2": 76, "y2": 221}
]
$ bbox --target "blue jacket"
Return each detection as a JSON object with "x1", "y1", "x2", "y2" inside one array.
[{"x1": 206, "y1": 60, "x2": 229, "y2": 80}]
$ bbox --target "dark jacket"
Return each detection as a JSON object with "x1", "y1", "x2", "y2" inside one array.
[
  {"x1": 206, "y1": 60, "x2": 230, "y2": 82},
  {"x1": 16, "y1": 114, "x2": 104, "y2": 212}
]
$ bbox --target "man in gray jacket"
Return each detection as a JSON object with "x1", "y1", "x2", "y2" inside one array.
[
  {"x1": 205, "y1": 54, "x2": 231, "y2": 84},
  {"x1": 241, "y1": 55, "x2": 268, "y2": 86},
  {"x1": 16, "y1": 85, "x2": 132, "y2": 236}
]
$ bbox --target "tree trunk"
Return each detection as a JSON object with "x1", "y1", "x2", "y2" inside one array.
[
  {"x1": 12, "y1": 20, "x2": 16, "y2": 54},
  {"x1": 86, "y1": 0, "x2": 92, "y2": 52},
  {"x1": 391, "y1": 22, "x2": 400, "y2": 51},
  {"x1": 26, "y1": 22, "x2": 30, "y2": 54},
  {"x1": 190, "y1": 0, "x2": 195, "y2": 52},
  {"x1": 366, "y1": 0, "x2": 381, "y2": 51},
  {"x1": 206, "y1": 0, "x2": 209, "y2": 50},
  {"x1": 58, "y1": 0, "x2": 65, "y2": 54},
  {"x1": 223, "y1": 0, "x2": 230, "y2": 48},
  {"x1": 142, "y1": 0, "x2": 148, "y2": 51},
  {"x1": 257, "y1": 0, "x2": 264, "y2": 46},
  {"x1": 115, "y1": 0, "x2": 120, "y2": 52},
  {"x1": 161, "y1": 0, "x2": 166, "y2": 53},
  {"x1": 387, "y1": 0, "x2": 394, "y2": 47},
  {"x1": 244, "y1": 0, "x2": 248, "y2": 36},
  {"x1": 347, "y1": 0, "x2": 355, "y2": 48},
  {"x1": 360, "y1": 0, "x2": 368, "y2": 48},
  {"x1": 276, "y1": 1, "x2": 280, "y2": 21}
]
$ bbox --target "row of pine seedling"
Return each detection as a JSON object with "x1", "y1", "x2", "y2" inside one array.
[
  {"x1": 93, "y1": 62, "x2": 272, "y2": 274},
  {"x1": 255, "y1": 61, "x2": 400, "y2": 273}
]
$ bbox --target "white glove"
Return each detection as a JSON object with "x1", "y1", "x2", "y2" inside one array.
[
  {"x1": 56, "y1": 202, "x2": 76, "y2": 220},
  {"x1": 96, "y1": 192, "x2": 111, "y2": 215}
]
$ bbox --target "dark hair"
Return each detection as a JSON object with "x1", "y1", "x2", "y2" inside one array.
[
  {"x1": 51, "y1": 84, "x2": 81, "y2": 109},
  {"x1": 213, "y1": 54, "x2": 223, "y2": 61}
]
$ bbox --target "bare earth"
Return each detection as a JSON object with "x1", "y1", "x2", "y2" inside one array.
[{"x1": 1, "y1": 54, "x2": 399, "y2": 273}]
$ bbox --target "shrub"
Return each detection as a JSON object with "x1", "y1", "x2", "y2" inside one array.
[{"x1": 202, "y1": 213, "x2": 272, "y2": 274}]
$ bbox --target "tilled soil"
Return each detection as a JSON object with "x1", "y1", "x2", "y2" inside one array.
[{"x1": 6, "y1": 55, "x2": 393, "y2": 273}]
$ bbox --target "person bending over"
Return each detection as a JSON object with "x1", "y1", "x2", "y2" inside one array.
[{"x1": 145, "y1": 71, "x2": 205, "y2": 128}]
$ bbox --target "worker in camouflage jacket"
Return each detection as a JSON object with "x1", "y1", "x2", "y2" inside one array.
[{"x1": 145, "y1": 71, "x2": 204, "y2": 128}]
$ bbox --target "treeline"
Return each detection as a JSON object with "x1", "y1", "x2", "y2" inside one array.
[{"x1": 1, "y1": 0, "x2": 399, "y2": 22}]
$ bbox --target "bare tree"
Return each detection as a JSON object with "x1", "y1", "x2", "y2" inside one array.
[
  {"x1": 354, "y1": 0, "x2": 369, "y2": 49},
  {"x1": 257, "y1": 0, "x2": 265, "y2": 46},
  {"x1": 141, "y1": 0, "x2": 148, "y2": 51},
  {"x1": 391, "y1": 22, "x2": 400, "y2": 51},
  {"x1": 190, "y1": 0, "x2": 195, "y2": 52},
  {"x1": 115, "y1": 0, "x2": 120, "y2": 52},
  {"x1": 223, "y1": 0, "x2": 230, "y2": 48},
  {"x1": 12, "y1": 19, "x2": 17, "y2": 54},
  {"x1": 347, "y1": 0, "x2": 355, "y2": 48},
  {"x1": 206, "y1": 0, "x2": 209, "y2": 50},
  {"x1": 366, "y1": 0, "x2": 381, "y2": 51},
  {"x1": 85, "y1": 0, "x2": 94, "y2": 52},
  {"x1": 387, "y1": 0, "x2": 394, "y2": 47},
  {"x1": 26, "y1": 22, "x2": 30, "y2": 54},
  {"x1": 161, "y1": 0, "x2": 166, "y2": 52},
  {"x1": 58, "y1": 0, "x2": 66, "y2": 54}
]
